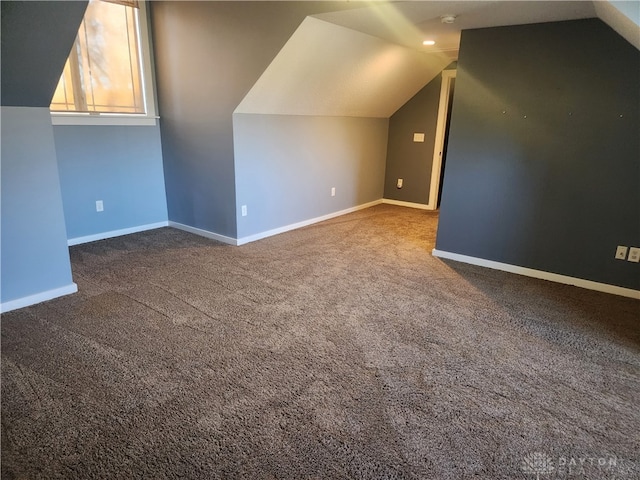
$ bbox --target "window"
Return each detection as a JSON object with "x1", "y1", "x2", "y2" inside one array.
[{"x1": 50, "y1": 0, "x2": 156, "y2": 125}]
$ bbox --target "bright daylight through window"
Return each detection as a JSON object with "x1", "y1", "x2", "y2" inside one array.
[{"x1": 50, "y1": 0, "x2": 153, "y2": 120}]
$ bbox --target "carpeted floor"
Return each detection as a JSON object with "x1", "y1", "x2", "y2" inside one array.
[{"x1": 2, "y1": 205, "x2": 639, "y2": 479}]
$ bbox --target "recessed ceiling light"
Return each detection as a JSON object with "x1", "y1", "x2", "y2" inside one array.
[{"x1": 423, "y1": 40, "x2": 436, "y2": 46}]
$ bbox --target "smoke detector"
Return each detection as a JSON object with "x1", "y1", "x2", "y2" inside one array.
[{"x1": 441, "y1": 14, "x2": 457, "y2": 24}]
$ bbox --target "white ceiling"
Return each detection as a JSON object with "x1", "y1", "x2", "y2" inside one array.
[
  {"x1": 235, "y1": 16, "x2": 454, "y2": 117},
  {"x1": 235, "y1": 1, "x2": 639, "y2": 118},
  {"x1": 315, "y1": 1, "x2": 607, "y2": 56}
]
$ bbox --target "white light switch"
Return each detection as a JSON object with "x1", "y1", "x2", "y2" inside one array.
[
  {"x1": 96, "y1": 200, "x2": 104, "y2": 212},
  {"x1": 413, "y1": 133, "x2": 425, "y2": 143},
  {"x1": 241, "y1": 205, "x2": 247, "y2": 217}
]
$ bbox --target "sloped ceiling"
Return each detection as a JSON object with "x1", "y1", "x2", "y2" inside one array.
[
  {"x1": 235, "y1": 0, "x2": 638, "y2": 118},
  {"x1": 315, "y1": 1, "x2": 598, "y2": 53},
  {"x1": 235, "y1": 16, "x2": 454, "y2": 117},
  {"x1": 1, "y1": 1, "x2": 88, "y2": 107},
  {"x1": 317, "y1": 1, "x2": 638, "y2": 53}
]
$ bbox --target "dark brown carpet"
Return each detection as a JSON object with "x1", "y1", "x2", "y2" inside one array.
[{"x1": 2, "y1": 205, "x2": 639, "y2": 479}]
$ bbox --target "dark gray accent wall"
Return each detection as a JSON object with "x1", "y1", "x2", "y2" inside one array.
[
  {"x1": 383, "y1": 75, "x2": 442, "y2": 204},
  {"x1": 384, "y1": 62, "x2": 457, "y2": 204},
  {"x1": 150, "y1": 1, "x2": 358, "y2": 238},
  {"x1": 436, "y1": 19, "x2": 640, "y2": 290},
  {"x1": 1, "y1": 1, "x2": 87, "y2": 106}
]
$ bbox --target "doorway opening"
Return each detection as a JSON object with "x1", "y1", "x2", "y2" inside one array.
[{"x1": 427, "y1": 70, "x2": 456, "y2": 210}]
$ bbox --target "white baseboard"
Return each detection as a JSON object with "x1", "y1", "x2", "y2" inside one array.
[
  {"x1": 432, "y1": 249, "x2": 640, "y2": 299},
  {"x1": 168, "y1": 201, "x2": 384, "y2": 246},
  {"x1": 382, "y1": 199, "x2": 433, "y2": 210},
  {"x1": 0, "y1": 283, "x2": 78, "y2": 314},
  {"x1": 237, "y1": 199, "x2": 383, "y2": 246},
  {"x1": 68, "y1": 221, "x2": 169, "y2": 246},
  {"x1": 168, "y1": 221, "x2": 238, "y2": 246}
]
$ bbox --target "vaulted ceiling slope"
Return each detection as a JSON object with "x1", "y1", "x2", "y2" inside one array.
[
  {"x1": 235, "y1": 16, "x2": 454, "y2": 117},
  {"x1": 236, "y1": 0, "x2": 639, "y2": 118}
]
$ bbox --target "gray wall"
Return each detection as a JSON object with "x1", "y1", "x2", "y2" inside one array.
[
  {"x1": 1, "y1": 108, "x2": 75, "y2": 306},
  {"x1": 54, "y1": 126, "x2": 168, "y2": 241},
  {"x1": 383, "y1": 74, "x2": 442, "y2": 205},
  {"x1": 436, "y1": 19, "x2": 640, "y2": 290},
  {"x1": 150, "y1": 1, "x2": 358, "y2": 239},
  {"x1": 233, "y1": 114, "x2": 388, "y2": 239},
  {"x1": 1, "y1": 1, "x2": 87, "y2": 309}
]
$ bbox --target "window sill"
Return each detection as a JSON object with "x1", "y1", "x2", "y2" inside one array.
[{"x1": 51, "y1": 113, "x2": 159, "y2": 126}]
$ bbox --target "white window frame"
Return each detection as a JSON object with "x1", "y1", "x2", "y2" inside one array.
[{"x1": 51, "y1": 0, "x2": 158, "y2": 126}]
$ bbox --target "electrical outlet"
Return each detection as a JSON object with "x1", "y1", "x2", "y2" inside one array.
[
  {"x1": 628, "y1": 247, "x2": 640, "y2": 263},
  {"x1": 331, "y1": 187, "x2": 336, "y2": 197},
  {"x1": 615, "y1": 246, "x2": 628, "y2": 260},
  {"x1": 241, "y1": 205, "x2": 247, "y2": 217},
  {"x1": 96, "y1": 200, "x2": 104, "y2": 212},
  {"x1": 397, "y1": 178, "x2": 403, "y2": 189}
]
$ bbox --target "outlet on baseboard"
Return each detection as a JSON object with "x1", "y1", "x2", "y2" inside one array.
[
  {"x1": 241, "y1": 205, "x2": 247, "y2": 217},
  {"x1": 628, "y1": 247, "x2": 640, "y2": 263},
  {"x1": 397, "y1": 178, "x2": 403, "y2": 189},
  {"x1": 331, "y1": 187, "x2": 336, "y2": 197},
  {"x1": 96, "y1": 200, "x2": 104, "y2": 212}
]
